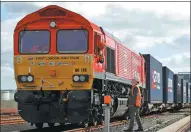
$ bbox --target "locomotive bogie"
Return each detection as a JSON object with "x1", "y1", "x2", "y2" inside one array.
[{"x1": 15, "y1": 90, "x2": 92, "y2": 124}]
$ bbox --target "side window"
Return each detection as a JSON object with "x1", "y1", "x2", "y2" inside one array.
[
  {"x1": 94, "y1": 32, "x2": 97, "y2": 54},
  {"x1": 94, "y1": 32, "x2": 101, "y2": 55},
  {"x1": 106, "y1": 47, "x2": 115, "y2": 74}
]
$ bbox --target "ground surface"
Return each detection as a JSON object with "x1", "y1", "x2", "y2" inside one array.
[{"x1": 1, "y1": 109, "x2": 190, "y2": 132}]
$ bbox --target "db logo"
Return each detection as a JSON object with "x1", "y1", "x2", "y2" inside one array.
[
  {"x1": 168, "y1": 78, "x2": 172, "y2": 87},
  {"x1": 152, "y1": 70, "x2": 160, "y2": 83},
  {"x1": 152, "y1": 70, "x2": 160, "y2": 89}
]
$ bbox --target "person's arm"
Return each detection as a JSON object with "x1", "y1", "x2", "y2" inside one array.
[
  {"x1": 134, "y1": 87, "x2": 138, "y2": 96},
  {"x1": 131, "y1": 87, "x2": 138, "y2": 106}
]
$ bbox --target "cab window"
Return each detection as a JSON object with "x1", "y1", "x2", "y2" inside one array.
[
  {"x1": 57, "y1": 29, "x2": 88, "y2": 53},
  {"x1": 19, "y1": 30, "x2": 50, "y2": 54}
]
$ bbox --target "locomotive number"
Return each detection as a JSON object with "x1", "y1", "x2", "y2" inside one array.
[{"x1": 74, "y1": 68, "x2": 87, "y2": 72}]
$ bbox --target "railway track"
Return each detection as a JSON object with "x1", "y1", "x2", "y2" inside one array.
[
  {"x1": 1, "y1": 114, "x2": 26, "y2": 126},
  {"x1": 65, "y1": 120, "x2": 128, "y2": 132},
  {"x1": 0, "y1": 111, "x2": 165, "y2": 131},
  {"x1": 1, "y1": 108, "x2": 190, "y2": 132}
]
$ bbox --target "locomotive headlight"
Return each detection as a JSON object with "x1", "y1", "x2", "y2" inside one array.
[
  {"x1": 27, "y1": 76, "x2": 33, "y2": 82},
  {"x1": 80, "y1": 75, "x2": 85, "y2": 81},
  {"x1": 50, "y1": 21, "x2": 56, "y2": 28},
  {"x1": 21, "y1": 76, "x2": 27, "y2": 82},
  {"x1": 73, "y1": 75, "x2": 89, "y2": 82},
  {"x1": 73, "y1": 75, "x2": 80, "y2": 82},
  {"x1": 18, "y1": 75, "x2": 34, "y2": 83}
]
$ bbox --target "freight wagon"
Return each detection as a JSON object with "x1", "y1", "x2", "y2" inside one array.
[
  {"x1": 186, "y1": 82, "x2": 191, "y2": 106},
  {"x1": 188, "y1": 83, "x2": 191, "y2": 103},
  {"x1": 173, "y1": 74, "x2": 183, "y2": 109},
  {"x1": 181, "y1": 79, "x2": 187, "y2": 106},
  {"x1": 143, "y1": 54, "x2": 164, "y2": 113},
  {"x1": 162, "y1": 66, "x2": 174, "y2": 109}
]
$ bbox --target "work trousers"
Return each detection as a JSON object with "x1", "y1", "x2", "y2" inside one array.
[{"x1": 128, "y1": 106, "x2": 143, "y2": 130}]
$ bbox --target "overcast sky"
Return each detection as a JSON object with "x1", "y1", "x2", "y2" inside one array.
[{"x1": 1, "y1": 2, "x2": 190, "y2": 90}]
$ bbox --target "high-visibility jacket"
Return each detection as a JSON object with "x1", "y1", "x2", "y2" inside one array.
[{"x1": 131, "y1": 86, "x2": 142, "y2": 107}]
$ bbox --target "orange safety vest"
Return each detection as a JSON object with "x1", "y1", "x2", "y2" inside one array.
[{"x1": 132, "y1": 86, "x2": 142, "y2": 107}]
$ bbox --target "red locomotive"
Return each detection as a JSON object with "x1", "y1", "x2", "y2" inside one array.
[{"x1": 14, "y1": 5, "x2": 146, "y2": 128}]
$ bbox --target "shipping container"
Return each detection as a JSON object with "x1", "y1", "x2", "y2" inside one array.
[
  {"x1": 173, "y1": 74, "x2": 182, "y2": 103},
  {"x1": 186, "y1": 82, "x2": 190, "y2": 103},
  {"x1": 162, "y1": 66, "x2": 174, "y2": 103},
  {"x1": 177, "y1": 72, "x2": 190, "y2": 82},
  {"x1": 143, "y1": 54, "x2": 163, "y2": 103},
  {"x1": 189, "y1": 84, "x2": 190, "y2": 103},
  {"x1": 181, "y1": 79, "x2": 187, "y2": 103}
]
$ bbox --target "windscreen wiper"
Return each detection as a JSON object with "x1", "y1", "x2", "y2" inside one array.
[
  {"x1": 81, "y1": 26, "x2": 88, "y2": 40},
  {"x1": 20, "y1": 25, "x2": 27, "y2": 38}
]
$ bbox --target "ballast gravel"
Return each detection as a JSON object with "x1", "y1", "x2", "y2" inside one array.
[{"x1": 1, "y1": 108, "x2": 190, "y2": 132}]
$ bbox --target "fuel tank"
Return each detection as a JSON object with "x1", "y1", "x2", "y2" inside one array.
[{"x1": 111, "y1": 98, "x2": 128, "y2": 118}]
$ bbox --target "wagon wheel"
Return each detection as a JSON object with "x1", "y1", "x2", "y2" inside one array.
[
  {"x1": 35, "y1": 123, "x2": 43, "y2": 128},
  {"x1": 48, "y1": 123, "x2": 55, "y2": 127}
]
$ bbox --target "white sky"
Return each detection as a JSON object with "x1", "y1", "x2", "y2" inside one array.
[{"x1": 1, "y1": 1, "x2": 190, "y2": 90}]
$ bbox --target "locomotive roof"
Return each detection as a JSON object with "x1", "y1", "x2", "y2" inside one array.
[{"x1": 15, "y1": 5, "x2": 122, "y2": 44}]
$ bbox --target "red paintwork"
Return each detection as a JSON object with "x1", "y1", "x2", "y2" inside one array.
[{"x1": 14, "y1": 5, "x2": 146, "y2": 86}]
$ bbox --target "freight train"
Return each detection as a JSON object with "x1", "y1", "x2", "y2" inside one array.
[{"x1": 13, "y1": 5, "x2": 191, "y2": 128}]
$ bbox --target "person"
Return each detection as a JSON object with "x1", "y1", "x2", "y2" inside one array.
[{"x1": 125, "y1": 78, "x2": 143, "y2": 132}]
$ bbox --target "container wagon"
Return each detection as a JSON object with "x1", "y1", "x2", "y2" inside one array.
[
  {"x1": 186, "y1": 82, "x2": 190, "y2": 107},
  {"x1": 189, "y1": 83, "x2": 191, "y2": 103},
  {"x1": 173, "y1": 74, "x2": 183, "y2": 109},
  {"x1": 162, "y1": 66, "x2": 174, "y2": 109},
  {"x1": 143, "y1": 54, "x2": 164, "y2": 113},
  {"x1": 181, "y1": 79, "x2": 187, "y2": 107}
]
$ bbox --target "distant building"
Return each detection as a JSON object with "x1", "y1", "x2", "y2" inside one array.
[{"x1": 177, "y1": 72, "x2": 190, "y2": 83}]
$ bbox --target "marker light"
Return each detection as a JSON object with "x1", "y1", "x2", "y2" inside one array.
[
  {"x1": 80, "y1": 75, "x2": 85, "y2": 81},
  {"x1": 50, "y1": 21, "x2": 56, "y2": 28},
  {"x1": 73, "y1": 75, "x2": 80, "y2": 81},
  {"x1": 18, "y1": 75, "x2": 34, "y2": 83},
  {"x1": 21, "y1": 76, "x2": 27, "y2": 82},
  {"x1": 27, "y1": 76, "x2": 33, "y2": 82},
  {"x1": 72, "y1": 75, "x2": 89, "y2": 82}
]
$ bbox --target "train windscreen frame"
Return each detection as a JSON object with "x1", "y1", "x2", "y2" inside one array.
[
  {"x1": 19, "y1": 30, "x2": 50, "y2": 54},
  {"x1": 57, "y1": 29, "x2": 88, "y2": 53}
]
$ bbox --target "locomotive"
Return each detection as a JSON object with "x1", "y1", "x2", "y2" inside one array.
[{"x1": 13, "y1": 5, "x2": 190, "y2": 128}]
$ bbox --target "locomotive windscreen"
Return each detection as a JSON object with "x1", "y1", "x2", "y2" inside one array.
[
  {"x1": 57, "y1": 29, "x2": 88, "y2": 53},
  {"x1": 19, "y1": 30, "x2": 50, "y2": 54}
]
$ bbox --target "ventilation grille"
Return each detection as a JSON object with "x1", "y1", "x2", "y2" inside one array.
[{"x1": 39, "y1": 8, "x2": 66, "y2": 17}]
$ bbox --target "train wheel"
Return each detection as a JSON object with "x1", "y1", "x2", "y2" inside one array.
[
  {"x1": 48, "y1": 123, "x2": 55, "y2": 127},
  {"x1": 84, "y1": 122, "x2": 89, "y2": 128},
  {"x1": 79, "y1": 121, "x2": 89, "y2": 128},
  {"x1": 59, "y1": 123, "x2": 65, "y2": 126},
  {"x1": 98, "y1": 117, "x2": 104, "y2": 125},
  {"x1": 35, "y1": 123, "x2": 43, "y2": 128},
  {"x1": 124, "y1": 113, "x2": 129, "y2": 120},
  {"x1": 92, "y1": 117, "x2": 98, "y2": 126}
]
